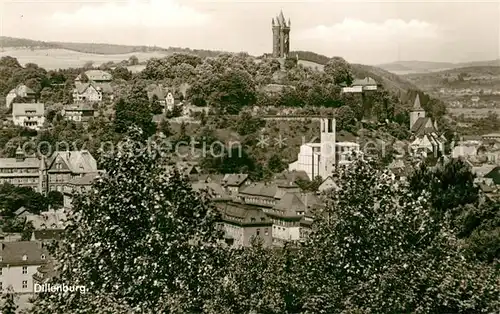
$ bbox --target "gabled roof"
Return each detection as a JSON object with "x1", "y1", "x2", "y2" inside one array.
[
  {"x1": 222, "y1": 173, "x2": 248, "y2": 187},
  {"x1": 14, "y1": 206, "x2": 29, "y2": 216},
  {"x1": 217, "y1": 202, "x2": 271, "y2": 226},
  {"x1": 351, "y1": 77, "x2": 378, "y2": 86},
  {"x1": 48, "y1": 151, "x2": 98, "y2": 173},
  {"x1": 192, "y1": 182, "x2": 229, "y2": 199},
  {"x1": 74, "y1": 82, "x2": 97, "y2": 94},
  {"x1": 412, "y1": 94, "x2": 424, "y2": 111},
  {"x1": 412, "y1": 117, "x2": 438, "y2": 136},
  {"x1": 0, "y1": 156, "x2": 40, "y2": 168},
  {"x1": 11, "y1": 102, "x2": 44, "y2": 116},
  {"x1": 275, "y1": 170, "x2": 310, "y2": 182},
  {"x1": 147, "y1": 84, "x2": 165, "y2": 100},
  {"x1": 76, "y1": 70, "x2": 112, "y2": 82},
  {"x1": 484, "y1": 167, "x2": 500, "y2": 185},
  {"x1": 9, "y1": 84, "x2": 35, "y2": 96},
  {"x1": 0, "y1": 241, "x2": 49, "y2": 267}
]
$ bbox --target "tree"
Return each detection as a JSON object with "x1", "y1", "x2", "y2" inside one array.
[
  {"x1": 324, "y1": 56, "x2": 353, "y2": 85},
  {"x1": 83, "y1": 61, "x2": 94, "y2": 69},
  {"x1": 0, "y1": 56, "x2": 21, "y2": 68},
  {"x1": 267, "y1": 154, "x2": 286, "y2": 173},
  {"x1": 298, "y1": 158, "x2": 499, "y2": 313},
  {"x1": 114, "y1": 82, "x2": 155, "y2": 138},
  {"x1": 150, "y1": 94, "x2": 163, "y2": 115},
  {"x1": 208, "y1": 68, "x2": 256, "y2": 114},
  {"x1": 47, "y1": 190, "x2": 64, "y2": 209},
  {"x1": 111, "y1": 66, "x2": 132, "y2": 81},
  {"x1": 158, "y1": 118, "x2": 172, "y2": 137},
  {"x1": 29, "y1": 128, "x2": 227, "y2": 313},
  {"x1": 1, "y1": 287, "x2": 18, "y2": 314},
  {"x1": 128, "y1": 55, "x2": 139, "y2": 66},
  {"x1": 408, "y1": 158, "x2": 479, "y2": 221},
  {"x1": 335, "y1": 105, "x2": 356, "y2": 131}
]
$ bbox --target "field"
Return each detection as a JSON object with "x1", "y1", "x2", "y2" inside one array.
[
  {"x1": 298, "y1": 60, "x2": 325, "y2": 71},
  {"x1": 0, "y1": 48, "x2": 168, "y2": 69},
  {"x1": 448, "y1": 108, "x2": 500, "y2": 118}
]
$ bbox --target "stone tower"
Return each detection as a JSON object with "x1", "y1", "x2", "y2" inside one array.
[
  {"x1": 319, "y1": 118, "x2": 336, "y2": 179},
  {"x1": 272, "y1": 11, "x2": 291, "y2": 58},
  {"x1": 410, "y1": 94, "x2": 425, "y2": 130}
]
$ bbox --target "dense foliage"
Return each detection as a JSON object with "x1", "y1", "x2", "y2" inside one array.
[{"x1": 29, "y1": 142, "x2": 499, "y2": 313}]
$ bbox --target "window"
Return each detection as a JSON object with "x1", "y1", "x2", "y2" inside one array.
[
  {"x1": 0, "y1": 268, "x2": 2, "y2": 275},
  {"x1": 22, "y1": 255, "x2": 27, "y2": 261},
  {"x1": 250, "y1": 218, "x2": 256, "y2": 222},
  {"x1": 22, "y1": 266, "x2": 27, "y2": 274},
  {"x1": 0, "y1": 282, "x2": 2, "y2": 290},
  {"x1": 22, "y1": 280, "x2": 27, "y2": 289},
  {"x1": 41, "y1": 254, "x2": 46, "y2": 260},
  {"x1": 256, "y1": 228, "x2": 260, "y2": 236},
  {"x1": 264, "y1": 228, "x2": 269, "y2": 236}
]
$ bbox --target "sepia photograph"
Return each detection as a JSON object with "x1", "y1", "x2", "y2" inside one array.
[{"x1": 0, "y1": 0, "x2": 499, "y2": 313}]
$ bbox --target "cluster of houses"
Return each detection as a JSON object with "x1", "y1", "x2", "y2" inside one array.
[
  {"x1": 0, "y1": 148, "x2": 100, "y2": 295},
  {"x1": 3, "y1": 70, "x2": 208, "y2": 131}
]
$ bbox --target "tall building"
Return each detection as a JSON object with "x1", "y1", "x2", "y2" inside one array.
[
  {"x1": 288, "y1": 118, "x2": 361, "y2": 180},
  {"x1": 272, "y1": 11, "x2": 291, "y2": 58}
]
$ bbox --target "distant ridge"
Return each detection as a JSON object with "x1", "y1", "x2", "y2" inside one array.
[
  {"x1": 0, "y1": 36, "x2": 226, "y2": 57},
  {"x1": 378, "y1": 59, "x2": 500, "y2": 74},
  {"x1": 1, "y1": 36, "x2": 418, "y2": 95}
]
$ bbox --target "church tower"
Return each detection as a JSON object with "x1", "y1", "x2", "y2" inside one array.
[
  {"x1": 272, "y1": 11, "x2": 291, "y2": 58},
  {"x1": 410, "y1": 94, "x2": 425, "y2": 130},
  {"x1": 319, "y1": 118, "x2": 336, "y2": 179}
]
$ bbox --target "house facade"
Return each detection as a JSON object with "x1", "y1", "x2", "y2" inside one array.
[
  {"x1": 46, "y1": 150, "x2": 99, "y2": 193},
  {"x1": 289, "y1": 118, "x2": 360, "y2": 180},
  {"x1": 63, "y1": 174, "x2": 97, "y2": 209},
  {"x1": 12, "y1": 103, "x2": 45, "y2": 130},
  {"x1": 72, "y1": 82, "x2": 103, "y2": 103},
  {"x1": 73, "y1": 70, "x2": 113, "y2": 103},
  {"x1": 62, "y1": 104, "x2": 95, "y2": 123},
  {"x1": 5, "y1": 84, "x2": 36, "y2": 108},
  {"x1": 341, "y1": 77, "x2": 379, "y2": 93},
  {"x1": 217, "y1": 202, "x2": 273, "y2": 248},
  {"x1": 0, "y1": 241, "x2": 48, "y2": 293},
  {"x1": 0, "y1": 148, "x2": 46, "y2": 193},
  {"x1": 409, "y1": 95, "x2": 446, "y2": 158}
]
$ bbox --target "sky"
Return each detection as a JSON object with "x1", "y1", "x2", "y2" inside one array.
[{"x1": 0, "y1": 0, "x2": 499, "y2": 65}]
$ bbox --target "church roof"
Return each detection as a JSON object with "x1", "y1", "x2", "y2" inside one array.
[{"x1": 412, "y1": 94, "x2": 424, "y2": 111}]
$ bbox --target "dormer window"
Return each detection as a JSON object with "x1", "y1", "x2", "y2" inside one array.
[{"x1": 22, "y1": 255, "x2": 27, "y2": 261}]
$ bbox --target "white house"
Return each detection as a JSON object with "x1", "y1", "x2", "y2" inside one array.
[
  {"x1": 341, "y1": 77, "x2": 379, "y2": 93},
  {"x1": 12, "y1": 103, "x2": 45, "y2": 130},
  {"x1": 288, "y1": 118, "x2": 361, "y2": 180},
  {"x1": 5, "y1": 84, "x2": 36, "y2": 108},
  {"x1": 0, "y1": 241, "x2": 49, "y2": 293},
  {"x1": 72, "y1": 82, "x2": 102, "y2": 103}
]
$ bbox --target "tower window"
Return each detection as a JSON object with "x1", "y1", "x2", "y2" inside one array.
[{"x1": 328, "y1": 119, "x2": 333, "y2": 133}]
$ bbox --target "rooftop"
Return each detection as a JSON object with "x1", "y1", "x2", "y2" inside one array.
[
  {"x1": 12, "y1": 102, "x2": 45, "y2": 116},
  {"x1": 0, "y1": 241, "x2": 48, "y2": 267}
]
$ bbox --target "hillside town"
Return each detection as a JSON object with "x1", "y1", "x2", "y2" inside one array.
[{"x1": 0, "y1": 7, "x2": 498, "y2": 314}]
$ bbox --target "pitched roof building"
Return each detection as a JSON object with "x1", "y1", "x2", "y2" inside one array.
[
  {"x1": 409, "y1": 95, "x2": 446, "y2": 158},
  {"x1": 12, "y1": 102, "x2": 45, "y2": 130},
  {"x1": 6, "y1": 84, "x2": 36, "y2": 108},
  {"x1": 0, "y1": 241, "x2": 49, "y2": 293}
]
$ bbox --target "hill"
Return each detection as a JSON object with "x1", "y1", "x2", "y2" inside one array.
[
  {"x1": 0, "y1": 36, "x2": 225, "y2": 57},
  {"x1": 403, "y1": 65, "x2": 500, "y2": 96},
  {"x1": 378, "y1": 59, "x2": 500, "y2": 75},
  {"x1": 294, "y1": 51, "x2": 419, "y2": 95}
]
